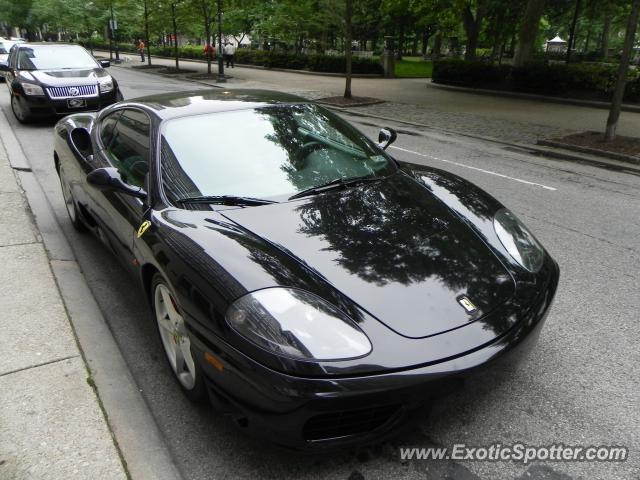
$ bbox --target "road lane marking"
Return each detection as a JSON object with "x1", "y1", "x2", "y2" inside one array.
[{"x1": 391, "y1": 145, "x2": 558, "y2": 191}]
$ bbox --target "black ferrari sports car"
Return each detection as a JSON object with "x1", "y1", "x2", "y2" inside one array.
[
  {"x1": 54, "y1": 89, "x2": 559, "y2": 449},
  {"x1": 0, "y1": 43, "x2": 121, "y2": 123}
]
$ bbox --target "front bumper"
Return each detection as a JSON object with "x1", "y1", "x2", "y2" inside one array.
[
  {"x1": 14, "y1": 89, "x2": 119, "y2": 117},
  {"x1": 189, "y1": 262, "x2": 558, "y2": 450}
]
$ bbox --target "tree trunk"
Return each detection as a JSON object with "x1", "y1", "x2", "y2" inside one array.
[
  {"x1": 604, "y1": 0, "x2": 640, "y2": 141},
  {"x1": 344, "y1": 0, "x2": 353, "y2": 99},
  {"x1": 463, "y1": 4, "x2": 484, "y2": 61},
  {"x1": 205, "y1": 23, "x2": 212, "y2": 74},
  {"x1": 171, "y1": 3, "x2": 179, "y2": 70},
  {"x1": 433, "y1": 33, "x2": 443, "y2": 58},
  {"x1": 412, "y1": 30, "x2": 419, "y2": 56},
  {"x1": 397, "y1": 19, "x2": 405, "y2": 59},
  {"x1": 513, "y1": 0, "x2": 546, "y2": 66},
  {"x1": 489, "y1": 11, "x2": 504, "y2": 63},
  {"x1": 421, "y1": 30, "x2": 429, "y2": 56},
  {"x1": 583, "y1": 22, "x2": 592, "y2": 54},
  {"x1": 144, "y1": 0, "x2": 151, "y2": 66},
  {"x1": 600, "y1": 0, "x2": 612, "y2": 59},
  {"x1": 565, "y1": 0, "x2": 581, "y2": 64}
]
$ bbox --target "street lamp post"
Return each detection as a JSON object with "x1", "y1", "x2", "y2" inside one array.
[{"x1": 216, "y1": 0, "x2": 225, "y2": 82}]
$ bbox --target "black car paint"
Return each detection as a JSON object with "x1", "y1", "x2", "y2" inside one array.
[
  {"x1": 4, "y1": 44, "x2": 121, "y2": 119},
  {"x1": 54, "y1": 89, "x2": 559, "y2": 448}
]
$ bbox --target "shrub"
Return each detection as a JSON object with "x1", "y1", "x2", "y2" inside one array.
[
  {"x1": 308, "y1": 54, "x2": 383, "y2": 74},
  {"x1": 511, "y1": 62, "x2": 570, "y2": 94},
  {"x1": 432, "y1": 59, "x2": 510, "y2": 86},
  {"x1": 566, "y1": 63, "x2": 618, "y2": 97},
  {"x1": 625, "y1": 76, "x2": 640, "y2": 102},
  {"x1": 263, "y1": 52, "x2": 309, "y2": 69}
]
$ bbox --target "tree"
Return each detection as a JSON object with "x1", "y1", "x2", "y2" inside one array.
[
  {"x1": 344, "y1": 0, "x2": 353, "y2": 98},
  {"x1": 604, "y1": 0, "x2": 640, "y2": 141},
  {"x1": 459, "y1": 0, "x2": 486, "y2": 61},
  {"x1": 513, "y1": 0, "x2": 546, "y2": 66},
  {"x1": 163, "y1": 0, "x2": 187, "y2": 70},
  {"x1": 192, "y1": 0, "x2": 215, "y2": 73},
  {"x1": 600, "y1": 0, "x2": 613, "y2": 59},
  {"x1": 565, "y1": 0, "x2": 581, "y2": 64},
  {"x1": 223, "y1": 0, "x2": 262, "y2": 47}
]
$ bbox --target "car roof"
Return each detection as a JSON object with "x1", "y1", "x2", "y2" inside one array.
[{"x1": 124, "y1": 89, "x2": 311, "y2": 121}]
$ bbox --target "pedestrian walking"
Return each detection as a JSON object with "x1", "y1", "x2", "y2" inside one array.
[
  {"x1": 138, "y1": 39, "x2": 145, "y2": 62},
  {"x1": 224, "y1": 42, "x2": 236, "y2": 68},
  {"x1": 203, "y1": 42, "x2": 215, "y2": 61}
]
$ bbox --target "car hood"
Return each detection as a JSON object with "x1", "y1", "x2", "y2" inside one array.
[
  {"x1": 27, "y1": 68, "x2": 107, "y2": 86},
  {"x1": 221, "y1": 172, "x2": 515, "y2": 338}
]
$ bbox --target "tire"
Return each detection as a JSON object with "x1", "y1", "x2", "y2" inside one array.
[
  {"x1": 58, "y1": 168, "x2": 87, "y2": 232},
  {"x1": 151, "y1": 273, "x2": 206, "y2": 402},
  {"x1": 116, "y1": 90, "x2": 124, "y2": 102},
  {"x1": 10, "y1": 93, "x2": 32, "y2": 124}
]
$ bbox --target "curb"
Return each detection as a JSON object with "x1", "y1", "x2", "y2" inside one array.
[
  {"x1": 430, "y1": 81, "x2": 640, "y2": 113},
  {"x1": 0, "y1": 108, "x2": 184, "y2": 480},
  {"x1": 537, "y1": 139, "x2": 640, "y2": 165}
]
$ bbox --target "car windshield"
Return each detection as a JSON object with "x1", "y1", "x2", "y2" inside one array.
[
  {"x1": 17, "y1": 46, "x2": 98, "y2": 70},
  {"x1": 160, "y1": 104, "x2": 396, "y2": 203}
]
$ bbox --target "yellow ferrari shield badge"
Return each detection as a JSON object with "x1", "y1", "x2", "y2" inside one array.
[{"x1": 137, "y1": 220, "x2": 151, "y2": 238}]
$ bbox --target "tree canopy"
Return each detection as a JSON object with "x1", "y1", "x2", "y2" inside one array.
[{"x1": 0, "y1": 0, "x2": 634, "y2": 63}]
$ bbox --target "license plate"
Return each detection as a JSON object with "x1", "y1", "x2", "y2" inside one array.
[{"x1": 67, "y1": 98, "x2": 87, "y2": 108}]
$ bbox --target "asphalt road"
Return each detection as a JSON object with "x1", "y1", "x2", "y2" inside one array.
[{"x1": 2, "y1": 66, "x2": 639, "y2": 480}]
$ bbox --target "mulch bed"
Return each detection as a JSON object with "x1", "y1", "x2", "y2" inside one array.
[
  {"x1": 315, "y1": 96, "x2": 384, "y2": 107},
  {"x1": 158, "y1": 67, "x2": 197, "y2": 75},
  {"x1": 551, "y1": 131, "x2": 640, "y2": 158},
  {"x1": 186, "y1": 73, "x2": 233, "y2": 81},
  {"x1": 131, "y1": 64, "x2": 164, "y2": 70}
]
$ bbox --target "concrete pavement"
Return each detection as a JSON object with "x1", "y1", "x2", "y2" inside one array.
[{"x1": 0, "y1": 126, "x2": 126, "y2": 478}]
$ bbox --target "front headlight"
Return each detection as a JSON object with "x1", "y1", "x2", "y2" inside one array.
[
  {"x1": 226, "y1": 288, "x2": 372, "y2": 361},
  {"x1": 98, "y1": 77, "x2": 113, "y2": 93},
  {"x1": 494, "y1": 208, "x2": 544, "y2": 272},
  {"x1": 21, "y1": 82, "x2": 44, "y2": 96}
]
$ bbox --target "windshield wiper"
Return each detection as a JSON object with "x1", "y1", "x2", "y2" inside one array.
[
  {"x1": 288, "y1": 175, "x2": 382, "y2": 200},
  {"x1": 176, "y1": 195, "x2": 277, "y2": 206}
]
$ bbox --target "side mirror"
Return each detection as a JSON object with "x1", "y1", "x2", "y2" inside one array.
[
  {"x1": 0, "y1": 62, "x2": 10, "y2": 72},
  {"x1": 377, "y1": 127, "x2": 397, "y2": 150},
  {"x1": 87, "y1": 167, "x2": 147, "y2": 199},
  {"x1": 70, "y1": 127, "x2": 93, "y2": 157},
  {"x1": 99, "y1": 60, "x2": 110, "y2": 68}
]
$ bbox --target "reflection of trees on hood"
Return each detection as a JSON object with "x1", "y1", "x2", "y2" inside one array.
[
  {"x1": 294, "y1": 174, "x2": 513, "y2": 308},
  {"x1": 219, "y1": 226, "x2": 365, "y2": 324}
]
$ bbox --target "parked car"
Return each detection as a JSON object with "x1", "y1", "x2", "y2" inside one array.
[
  {"x1": 53, "y1": 89, "x2": 559, "y2": 449},
  {"x1": 0, "y1": 42, "x2": 10, "y2": 81},
  {"x1": 0, "y1": 40, "x2": 18, "y2": 80},
  {"x1": 0, "y1": 43, "x2": 122, "y2": 123}
]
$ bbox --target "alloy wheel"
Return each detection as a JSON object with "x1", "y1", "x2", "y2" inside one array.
[
  {"x1": 154, "y1": 283, "x2": 197, "y2": 390},
  {"x1": 11, "y1": 94, "x2": 26, "y2": 122}
]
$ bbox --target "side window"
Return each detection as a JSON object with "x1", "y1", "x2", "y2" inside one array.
[{"x1": 105, "y1": 109, "x2": 151, "y2": 188}]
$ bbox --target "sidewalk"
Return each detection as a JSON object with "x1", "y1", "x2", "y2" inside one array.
[
  {"x1": 0, "y1": 133, "x2": 126, "y2": 478},
  {"x1": 104, "y1": 50, "x2": 640, "y2": 146}
]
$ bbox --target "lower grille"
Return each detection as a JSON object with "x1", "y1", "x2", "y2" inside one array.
[
  {"x1": 47, "y1": 85, "x2": 98, "y2": 99},
  {"x1": 303, "y1": 404, "x2": 402, "y2": 441}
]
